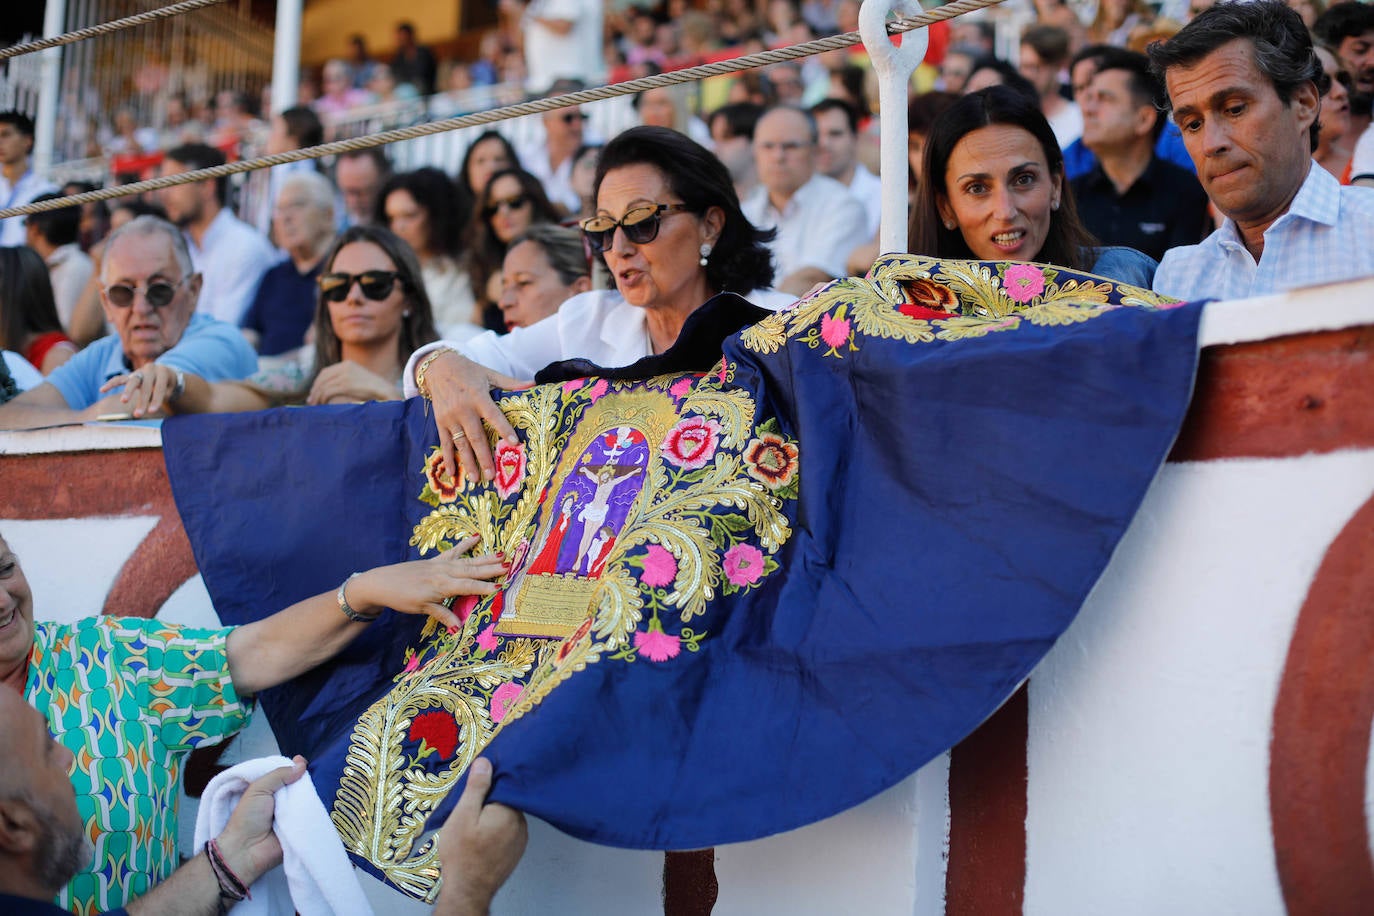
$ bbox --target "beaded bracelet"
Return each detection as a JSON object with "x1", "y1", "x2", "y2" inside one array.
[
  {"x1": 205, "y1": 837, "x2": 251, "y2": 902},
  {"x1": 415, "y1": 347, "x2": 456, "y2": 400}
]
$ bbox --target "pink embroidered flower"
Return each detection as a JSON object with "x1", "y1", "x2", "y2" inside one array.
[
  {"x1": 562, "y1": 378, "x2": 586, "y2": 394},
  {"x1": 715, "y1": 359, "x2": 728, "y2": 384},
  {"x1": 492, "y1": 440, "x2": 527, "y2": 499},
  {"x1": 723, "y1": 543, "x2": 765, "y2": 587},
  {"x1": 475, "y1": 623, "x2": 499, "y2": 653},
  {"x1": 403, "y1": 650, "x2": 425, "y2": 674},
  {"x1": 424, "y1": 451, "x2": 460, "y2": 503},
  {"x1": 1002, "y1": 264, "x2": 1046, "y2": 303},
  {"x1": 489, "y1": 682, "x2": 523, "y2": 724},
  {"x1": 640, "y1": 544, "x2": 677, "y2": 588},
  {"x1": 452, "y1": 594, "x2": 479, "y2": 626},
  {"x1": 820, "y1": 313, "x2": 851, "y2": 350},
  {"x1": 661, "y1": 416, "x2": 721, "y2": 470},
  {"x1": 669, "y1": 376, "x2": 694, "y2": 400},
  {"x1": 409, "y1": 710, "x2": 459, "y2": 760},
  {"x1": 586, "y1": 379, "x2": 609, "y2": 403},
  {"x1": 634, "y1": 618, "x2": 681, "y2": 662},
  {"x1": 744, "y1": 433, "x2": 799, "y2": 489}
]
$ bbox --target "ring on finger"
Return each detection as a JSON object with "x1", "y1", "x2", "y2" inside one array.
[
  {"x1": 130, "y1": 371, "x2": 143, "y2": 382},
  {"x1": 451, "y1": 429, "x2": 467, "y2": 442}
]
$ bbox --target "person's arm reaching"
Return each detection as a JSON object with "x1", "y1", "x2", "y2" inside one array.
[{"x1": 226, "y1": 537, "x2": 507, "y2": 697}]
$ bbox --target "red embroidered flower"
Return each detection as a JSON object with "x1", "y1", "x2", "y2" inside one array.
[
  {"x1": 634, "y1": 618, "x2": 681, "y2": 662},
  {"x1": 424, "y1": 451, "x2": 460, "y2": 502},
  {"x1": 640, "y1": 544, "x2": 677, "y2": 588},
  {"x1": 409, "y1": 710, "x2": 459, "y2": 760},
  {"x1": 1003, "y1": 264, "x2": 1046, "y2": 303},
  {"x1": 493, "y1": 440, "x2": 527, "y2": 499},
  {"x1": 898, "y1": 278, "x2": 960, "y2": 320},
  {"x1": 723, "y1": 543, "x2": 765, "y2": 587},
  {"x1": 661, "y1": 416, "x2": 721, "y2": 470},
  {"x1": 744, "y1": 433, "x2": 799, "y2": 489},
  {"x1": 820, "y1": 313, "x2": 851, "y2": 350},
  {"x1": 489, "y1": 682, "x2": 523, "y2": 724}
]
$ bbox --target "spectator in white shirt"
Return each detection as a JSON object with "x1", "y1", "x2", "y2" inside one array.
[
  {"x1": 741, "y1": 106, "x2": 868, "y2": 296},
  {"x1": 506, "y1": 0, "x2": 605, "y2": 95},
  {"x1": 0, "y1": 111, "x2": 57, "y2": 248},
  {"x1": 1019, "y1": 25, "x2": 1083, "y2": 151},
  {"x1": 157, "y1": 143, "x2": 278, "y2": 326},
  {"x1": 519, "y1": 80, "x2": 598, "y2": 216},
  {"x1": 24, "y1": 193, "x2": 93, "y2": 331},
  {"x1": 810, "y1": 99, "x2": 882, "y2": 238}
]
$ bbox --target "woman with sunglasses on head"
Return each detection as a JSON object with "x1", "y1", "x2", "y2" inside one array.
[
  {"x1": 463, "y1": 168, "x2": 562, "y2": 330},
  {"x1": 104, "y1": 225, "x2": 439, "y2": 414},
  {"x1": 407, "y1": 125, "x2": 790, "y2": 484},
  {"x1": 378, "y1": 168, "x2": 481, "y2": 339}
]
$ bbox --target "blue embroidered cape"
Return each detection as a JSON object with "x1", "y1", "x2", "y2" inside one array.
[{"x1": 164, "y1": 255, "x2": 1201, "y2": 897}]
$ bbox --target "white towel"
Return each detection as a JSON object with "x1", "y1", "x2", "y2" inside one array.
[{"x1": 193, "y1": 755, "x2": 374, "y2": 916}]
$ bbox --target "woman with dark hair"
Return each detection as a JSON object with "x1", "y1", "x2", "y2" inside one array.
[
  {"x1": 463, "y1": 167, "x2": 562, "y2": 329},
  {"x1": 408, "y1": 125, "x2": 789, "y2": 482},
  {"x1": 910, "y1": 86, "x2": 1157, "y2": 286},
  {"x1": 104, "y1": 225, "x2": 440, "y2": 413},
  {"x1": 962, "y1": 58, "x2": 1040, "y2": 103},
  {"x1": 457, "y1": 131, "x2": 521, "y2": 210},
  {"x1": 0, "y1": 247, "x2": 76, "y2": 374},
  {"x1": 378, "y1": 167, "x2": 479, "y2": 337}
]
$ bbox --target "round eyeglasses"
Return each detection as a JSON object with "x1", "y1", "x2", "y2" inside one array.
[{"x1": 102, "y1": 277, "x2": 187, "y2": 309}]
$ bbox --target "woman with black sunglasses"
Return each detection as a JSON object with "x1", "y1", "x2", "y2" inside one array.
[
  {"x1": 462, "y1": 167, "x2": 563, "y2": 331},
  {"x1": 406, "y1": 125, "x2": 790, "y2": 484},
  {"x1": 103, "y1": 225, "x2": 439, "y2": 414}
]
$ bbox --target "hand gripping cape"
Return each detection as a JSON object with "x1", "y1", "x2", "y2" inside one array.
[{"x1": 164, "y1": 254, "x2": 1202, "y2": 899}]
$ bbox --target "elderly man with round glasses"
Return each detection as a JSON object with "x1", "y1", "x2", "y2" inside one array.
[{"x1": 0, "y1": 215, "x2": 257, "y2": 430}]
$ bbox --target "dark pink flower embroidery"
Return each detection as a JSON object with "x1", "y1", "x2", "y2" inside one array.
[
  {"x1": 820, "y1": 313, "x2": 851, "y2": 350},
  {"x1": 587, "y1": 379, "x2": 609, "y2": 403},
  {"x1": 409, "y1": 710, "x2": 459, "y2": 760},
  {"x1": 1003, "y1": 264, "x2": 1046, "y2": 303},
  {"x1": 640, "y1": 544, "x2": 678, "y2": 588},
  {"x1": 489, "y1": 682, "x2": 523, "y2": 723},
  {"x1": 634, "y1": 618, "x2": 681, "y2": 662},
  {"x1": 661, "y1": 416, "x2": 721, "y2": 470},
  {"x1": 723, "y1": 543, "x2": 765, "y2": 587},
  {"x1": 669, "y1": 376, "x2": 694, "y2": 400},
  {"x1": 493, "y1": 440, "x2": 527, "y2": 498},
  {"x1": 476, "y1": 623, "x2": 499, "y2": 653}
]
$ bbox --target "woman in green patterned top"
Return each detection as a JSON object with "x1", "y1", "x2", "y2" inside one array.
[{"x1": 102, "y1": 224, "x2": 440, "y2": 417}]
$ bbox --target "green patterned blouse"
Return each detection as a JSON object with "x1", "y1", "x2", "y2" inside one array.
[{"x1": 25, "y1": 617, "x2": 253, "y2": 915}]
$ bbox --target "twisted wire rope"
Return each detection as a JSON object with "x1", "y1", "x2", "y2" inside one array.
[
  {"x1": 0, "y1": 0, "x2": 232, "y2": 61},
  {"x1": 0, "y1": 0, "x2": 1011, "y2": 221}
]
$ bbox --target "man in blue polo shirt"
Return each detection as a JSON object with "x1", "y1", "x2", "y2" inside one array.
[{"x1": 0, "y1": 215, "x2": 256, "y2": 429}]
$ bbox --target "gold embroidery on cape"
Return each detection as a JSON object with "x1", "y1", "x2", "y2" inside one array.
[
  {"x1": 331, "y1": 378, "x2": 795, "y2": 897},
  {"x1": 739, "y1": 253, "x2": 1178, "y2": 354}
]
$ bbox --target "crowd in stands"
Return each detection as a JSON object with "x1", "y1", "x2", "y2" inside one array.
[{"x1": 1, "y1": 0, "x2": 1374, "y2": 911}]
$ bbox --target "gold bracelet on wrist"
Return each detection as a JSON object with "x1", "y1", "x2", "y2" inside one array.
[{"x1": 415, "y1": 347, "x2": 456, "y2": 400}]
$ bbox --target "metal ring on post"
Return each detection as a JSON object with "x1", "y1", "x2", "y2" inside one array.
[{"x1": 859, "y1": 0, "x2": 929, "y2": 257}]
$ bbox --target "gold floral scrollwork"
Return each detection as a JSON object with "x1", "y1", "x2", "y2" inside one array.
[{"x1": 331, "y1": 374, "x2": 798, "y2": 898}]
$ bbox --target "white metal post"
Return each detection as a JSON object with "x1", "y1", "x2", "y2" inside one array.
[
  {"x1": 34, "y1": 0, "x2": 67, "y2": 175},
  {"x1": 270, "y1": 0, "x2": 303, "y2": 115},
  {"x1": 858, "y1": 0, "x2": 928, "y2": 256}
]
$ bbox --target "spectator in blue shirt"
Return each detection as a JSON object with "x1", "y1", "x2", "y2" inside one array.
[
  {"x1": 0, "y1": 216, "x2": 257, "y2": 429},
  {"x1": 241, "y1": 171, "x2": 336, "y2": 357}
]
